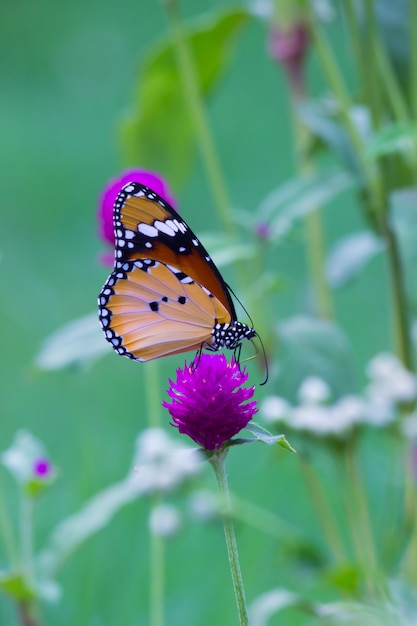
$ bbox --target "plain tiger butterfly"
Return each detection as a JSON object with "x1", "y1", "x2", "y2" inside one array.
[{"x1": 98, "y1": 182, "x2": 258, "y2": 363}]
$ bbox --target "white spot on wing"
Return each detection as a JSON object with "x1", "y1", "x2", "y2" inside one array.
[
  {"x1": 154, "y1": 220, "x2": 175, "y2": 236},
  {"x1": 138, "y1": 223, "x2": 158, "y2": 237}
]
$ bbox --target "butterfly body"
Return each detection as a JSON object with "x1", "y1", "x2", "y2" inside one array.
[{"x1": 98, "y1": 182, "x2": 256, "y2": 362}]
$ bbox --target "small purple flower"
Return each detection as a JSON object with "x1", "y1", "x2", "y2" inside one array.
[
  {"x1": 268, "y1": 22, "x2": 309, "y2": 97},
  {"x1": 97, "y1": 169, "x2": 177, "y2": 264},
  {"x1": 254, "y1": 221, "x2": 271, "y2": 240},
  {"x1": 163, "y1": 354, "x2": 258, "y2": 451},
  {"x1": 33, "y1": 457, "x2": 51, "y2": 478}
]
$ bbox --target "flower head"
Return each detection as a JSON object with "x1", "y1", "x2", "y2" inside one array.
[
  {"x1": 163, "y1": 354, "x2": 258, "y2": 451},
  {"x1": 268, "y1": 21, "x2": 309, "y2": 97},
  {"x1": 97, "y1": 169, "x2": 177, "y2": 264},
  {"x1": 33, "y1": 457, "x2": 52, "y2": 478}
]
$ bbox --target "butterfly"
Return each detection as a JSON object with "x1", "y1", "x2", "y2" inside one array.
[{"x1": 98, "y1": 182, "x2": 257, "y2": 363}]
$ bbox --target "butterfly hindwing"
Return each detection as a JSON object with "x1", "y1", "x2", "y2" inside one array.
[{"x1": 99, "y1": 259, "x2": 231, "y2": 362}]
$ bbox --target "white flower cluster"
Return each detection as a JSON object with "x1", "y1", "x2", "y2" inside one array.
[
  {"x1": 133, "y1": 428, "x2": 202, "y2": 492},
  {"x1": 261, "y1": 353, "x2": 417, "y2": 438}
]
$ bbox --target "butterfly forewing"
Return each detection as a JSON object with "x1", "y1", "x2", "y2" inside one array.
[{"x1": 113, "y1": 184, "x2": 236, "y2": 317}]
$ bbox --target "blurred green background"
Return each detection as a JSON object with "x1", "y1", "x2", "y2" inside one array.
[{"x1": 0, "y1": 1, "x2": 393, "y2": 624}]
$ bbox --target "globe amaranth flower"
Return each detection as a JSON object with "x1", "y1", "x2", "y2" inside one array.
[
  {"x1": 268, "y1": 21, "x2": 309, "y2": 97},
  {"x1": 98, "y1": 168, "x2": 177, "y2": 264},
  {"x1": 163, "y1": 354, "x2": 258, "y2": 451},
  {"x1": 33, "y1": 457, "x2": 52, "y2": 478}
]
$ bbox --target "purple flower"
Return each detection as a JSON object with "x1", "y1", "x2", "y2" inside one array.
[
  {"x1": 268, "y1": 22, "x2": 309, "y2": 97},
  {"x1": 254, "y1": 221, "x2": 271, "y2": 240},
  {"x1": 33, "y1": 457, "x2": 52, "y2": 478},
  {"x1": 97, "y1": 169, "x2": 177, "y2": 264},
  {"x1": 163, "y1": 354, "x2": 258, "y2": 451}
]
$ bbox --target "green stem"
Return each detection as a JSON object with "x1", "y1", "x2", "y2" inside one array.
[
  {"x1": 145, "y1": 361, "x2": 161, "y2": 428},
  {"x1": 210, "y1": 449, "x2": 248, "y2": 626},
  {"x1": 339, "y1": 447, "x2": 387, "y2": 599},
  {"x1": 363, "y1": 0, "x2": 382, "y2": 129},
  {"x1": 411, "y1": 0, "x2": 417, "y2": 174},
  {"x1": 17, "y1": 603, "x2": 38, "y2": 626},
  {"x1": 20, "y1": 491, "x2": 34, "y2": 585},
  {"x1": 293, "y1": 114, "x2": 333, "y2": 319},
  {"x1": 385, "y1": 224, "x2": 414, "y2": 371},
  {"x1": 144, "y1": 361, "x2": 164, "y2": 625},
  {"x1": 0, "y1": 487, "x2": 18, "y2": 564},
  {"x1": 150, "y1": 497, "x2": 165, "y2": 626},
  {"x1": 299, "y1": 457, "x2": 346, "y2": 564},
  {"x1": 166, "y1": 0, "x2": 235, "y2": 237},
  {"x1": 306, "y1": 7, "x2": 385, "y2": 224}
]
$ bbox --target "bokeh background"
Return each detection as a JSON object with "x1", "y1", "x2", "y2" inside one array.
[{"x1": 1, "y1": 0, "x2": 403, "y2": 624}]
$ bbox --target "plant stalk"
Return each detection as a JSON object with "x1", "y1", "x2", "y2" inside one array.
[
  {"x1": 210, "y1": 449, "x2": 249, "y2": 626},
  {"x1": 166, "y1": 0, "x2": 235, "y2": 237}
]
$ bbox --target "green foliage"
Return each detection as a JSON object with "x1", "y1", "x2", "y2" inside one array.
[
  {"x1": 3, "y1": 1, "x2": 417, "y2": 625},
  {"x1": 120, "y1": 8, "x2": 249, "y2": 187}
]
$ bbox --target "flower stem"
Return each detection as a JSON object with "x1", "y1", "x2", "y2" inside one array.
[
  {"x1": 146, "y1": 361, "x2": 161, "y2": 428},
  {"x1": 17, "y1": 603, "x2": 38, "y2": 626},
  {"x1": 143, "y1": 361, "x2": 164, "y2": 625},
  {"x1": 293, "y1": 114, "x2": 333, "y2": 319},
  {"x1": 165, "y1": 0, "x2": 235, "y2": 237},
  {"x1": 209, "y1": 449, "x2": 249, "y2": 626},
  {"x1": 150, "y1": 496, "x2": 165, "y2": 626},
  {"x1": 20, "y1": 491, "x2": 34, "y2": 585},
  {"x1": 299, "y1": 456, "x2": 346, "y2": 564}
]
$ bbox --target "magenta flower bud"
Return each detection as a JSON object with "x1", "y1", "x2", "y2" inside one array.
[
  {"x1": 33, "y1": 457, "x2": 52, "y2": 478},
  {"x1": 254, "y1": 221, "x2": 271, "y2": 240},
  {"x1": 97, "y1": 169, "x2": 177, "y2": 264},
  {"x1": 163, "y1": 354, "x2": 258, "y2": 451},
  {"x1": 268, "y1": 22, "x2": 309, "y2": 97}
]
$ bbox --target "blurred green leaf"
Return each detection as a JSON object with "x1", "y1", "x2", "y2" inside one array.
[
  {"x1": 389, "y1": 187, "x2": 417, "y2": 304},
  {"x1": 198, "y1": 231, "x2": 256, "y2": 267},
  {"x1": 389, "y1": 188, "x2": 417, "y2": 264},
  {"x1": 298, "y1": 100, "x2": 370, "y2": 177},
  {"x1": 365, "y1": 122, "x2": 417, "y2": 161},
  {"x1": 34, "y1": 312, "x2": 108, "y2": 371},
  {"x1": 325, "y1": 231, "x2": 384, "y2": 288},
  {"x1": 36, "y1": 472, "x2": 145, "y2": 579},
  {"x1": 276, "y1": 316, "x2": 355, "y2": 399},
  {"x1": 0, "y1": 571, "x2": 35, "y2": 602},
  {"x1": 263, "y1": 169, "x2": 355, "y2": 241},
  {"x1": 244, "y1": 421, "x2": 296, "y2": 452},
  {"x1": 376, "y1": 0, "x2": 410, "y2": 85},
  {"x1": 120, "y1": 8, "x2": 249, "y2": 187}
]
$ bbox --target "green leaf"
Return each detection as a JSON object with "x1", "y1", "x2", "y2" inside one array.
[
  {"x1": 256, "y1": 168, "x2": 355, "y2": 241},
  {"x1": 389, "y1": 188, "x2": 417, "y2": 265},
  {"x1": 325, "y1": 231, "x2": 384, "y2": 287},
  {"x1": 34, "y1": 312, "x2": 108, "y2": 371},
  {"x1": 197, "y1": 232, "x2": 256, "y2": 267},
  {"x1": 389, "y1": 187, "x2": 417, "y2": 301},
  {"x1": 0, "y1": 571, "x2": 35, "y2": 602},
  {"x1": 365, "y1": 122, "x2": 417, "y2": 161},
  {"x1": 244, "y1": 422, "x2": 296, "y2": 452},
  {"x1": 276, "y1": 316, "x2": 354, "y2": 399},
  {"x1": 298, "y1": 100, "x2": 370, "y2": 178},
  {"x1": 119, "y1": 9, "x2": 249, "y2": 187}
]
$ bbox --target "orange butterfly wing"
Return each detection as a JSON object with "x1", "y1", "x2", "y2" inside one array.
[
  {"x1": 98, "y1": 182, "x2": 254, "y2": 362},
  {"x1": 112, "y1": 184, "x2": 237, "y2": 317},
  {"x1": 100, "y1": 259, "x2": 232, "y2": 361}
]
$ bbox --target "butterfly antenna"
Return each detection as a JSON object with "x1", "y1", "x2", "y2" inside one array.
[
  {"x1": 252, "y1": 333, "x2": 269, "y2": 386},
  {"x1": 226, "y1": 283, "x2": 255, "y2": 329}
]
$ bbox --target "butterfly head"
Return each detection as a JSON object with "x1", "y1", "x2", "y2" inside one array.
[{"x1": 210, "y1": 321, "x2": 256, "y2": 351}]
